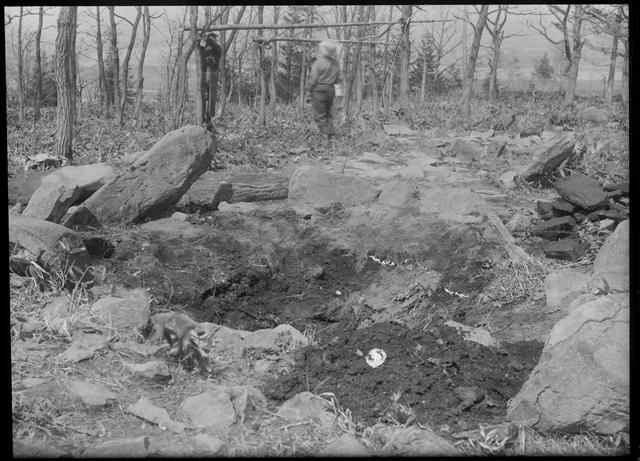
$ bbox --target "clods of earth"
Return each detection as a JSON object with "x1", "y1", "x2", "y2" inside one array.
[{"x1": 266, "y1": 321, "x2": 542, "y2": 431}]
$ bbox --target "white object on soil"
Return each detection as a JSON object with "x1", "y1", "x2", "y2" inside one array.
[{"x1": 365, "y1": 348, "x2": 387, "y2": 368}]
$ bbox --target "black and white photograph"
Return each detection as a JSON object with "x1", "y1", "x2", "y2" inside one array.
[{"x1": 7, "y1": 4, "x2": 630, "y2": 457}]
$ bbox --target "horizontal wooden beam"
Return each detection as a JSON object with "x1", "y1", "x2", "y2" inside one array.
[
  {"x1": 183, "y1": 18, "x2": 452, "y2": 33},
  {"x1": 253, "y1": 37, "x2": 399, "y2": 47}
]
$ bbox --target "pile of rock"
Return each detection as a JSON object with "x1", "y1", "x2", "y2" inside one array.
[
  {"x1": 508, "y1": 220, "x2": 629, "y2": 435},
  {"x1": 529, "y1": 173, "x2": 628, "y2": 260}
]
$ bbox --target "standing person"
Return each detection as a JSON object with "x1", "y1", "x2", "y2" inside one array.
[{"x1": 305, "y1": 40, "x2": 342, "y2": 147}]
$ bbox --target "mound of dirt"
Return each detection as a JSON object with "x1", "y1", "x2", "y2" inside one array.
[{"x1": 264, "y1": 321, "x2": 542, "y2": 431}]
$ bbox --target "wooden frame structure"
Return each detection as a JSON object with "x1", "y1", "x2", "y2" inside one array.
[{"x1": 185, "y1": 15, "x2": 452, "y2": 128}]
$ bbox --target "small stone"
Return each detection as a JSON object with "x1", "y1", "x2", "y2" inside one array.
[
  {"x1": 56, "y1": 333, "x2": 109, "y2": 363},
  {"x1": 10, "y1": 203, "x2": 23, "y2": 214},
  {"x1": 64, "y1": 378, "x2": 117, "y2": 408},
  {"x1": 543, "y1": 239, "x2": 590, "y2": 261},
  {"x1": 529, "y1": 216, "x2": 576, "y2": 240},
  {"x1": 127, "y1": 396, "x2": 185, "y2": 433},
  {"x1": 317, "y1": 433, "x2": 369, "y2": 457},
  {"x1": 598, "y1": 219, "x2": 616, "y2": 231},
  {"x1": 125, "y1": 360, "x2": 171, "y2": 381},
  {"x1": 506, "y1": 213, "x2": 531, "y2": 233},
  {"x1": 171, "y1": 212, "x2": 189, "y2": 221},
  {"x1": 499, "y1": 171, "x2": 518, "y2": 188}
]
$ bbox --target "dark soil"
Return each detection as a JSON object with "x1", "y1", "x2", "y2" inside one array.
[{"x1": 264, "y1": 321, "x2": 543, "y2": 432}]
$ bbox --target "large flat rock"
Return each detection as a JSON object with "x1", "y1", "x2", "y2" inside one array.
[
  {"x1": 554, "y1": 173, "x2": 607, "y2": 210},
  {"x1": 78, "y1": 126, "x2": 215, "y2": 225},
  {"x1": 9, "y1": 214, "x2": 91, "y2": 280},
  {"x1": 288, "y1": 165, "x2": 379, "y2": 209},
  {"x1": 508, "y1": 293, "x2": 629, "y2": 435},
  {"x1": 22, "y1": 163, "x2": 116, "y2": 223},
  {"x1": 593, "y1": 220, "x2": 629, "y2": 291}
]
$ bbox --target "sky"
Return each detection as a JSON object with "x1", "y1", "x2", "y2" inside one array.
[{"x1": 4, "y1": 5, "x2": 622, "y2": 95}]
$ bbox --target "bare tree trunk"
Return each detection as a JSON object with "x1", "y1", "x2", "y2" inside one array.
[
  {"x1": 169, "y1": 8, "x2": 188, "y2": 110},
  {"x1": 17, "y1": 7, "x2": 24, "y2": 125},
  {"x1": 120, "y1": 6, "x2": 141, "y2": 122},
  {"x1": 257, "y1": 6, "x2": 267, "y2": 125},
  {"x1": 369, "y1": 44, "x2": 381, "y2": 128},
  {"x1": 355, "y1": 60, "x2": 364, "y2": 114},
  {"x1": 383, "y1": 4, "x2": 393, "y2": 117},
  {"x1": 462, "y1": 5, "x2": 468, "y2": 78},
  {"x1": 191, "y1": 6, "x2": 203, "y2": 125},
  {"x1": 461, "y1": 5, "x2": 489, "y2": 114},
  {"x1": 488, "y1": 44, "x2": 500, "y2": 101},
  {"x1": 95, "y1": 7, "x2": 109, "y2": 116},
  {"x1": 345, "y1": 5, "x2": 365, "y2": 118},
  {"x1": 269, "y1": 6, "x2": 279, "y2": 115},
  {"x1": 218, "y1": 5, "x2": 247, "y2": 117},
  {"x1": 420, "y1": 52, "x2": 428, "y2": 103},
  {"x1": 604, "y1": 31, "x2": 618, "y2": 104},
  {"x1": 34, "y1": 6, "x2": 43, "y2": 123},
  {"x1": 621, "y1": 39, "x2": 628, "y2": 104},
  {"x1": 107, "y1": 6, "x2": 121, "y2": 122},
  {"x1": 135, "y1": 6, "x2": 151, "y2": 119},
  {"x1": 298, "y1": 6, "x2": 314, "y2": 110},
  {"x1": 399, "y1": 4, "x2": 412, "y2": 108},
  {"x1": 173, "y1": 7, "x2": 199, "y2": 128},
  {"x1": 564, "y1": 5, "x2": 584, "y2": 107},
  {"x1": 54, "y1": 7, "x2": 77, "y2": 160}
]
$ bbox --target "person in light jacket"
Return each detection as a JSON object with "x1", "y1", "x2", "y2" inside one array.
[{"x1": 305, "y1": 40, "x2": 343, "y2": 146}]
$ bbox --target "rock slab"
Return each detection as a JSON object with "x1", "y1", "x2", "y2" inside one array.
[
  {"x1": 79, "y1": 125, "x2": 215, "y2": 225},
  {"x1": 593, "y1": 220, "x2": 629, "y2": 291},
  {"x1": 22, "y1": 163, "x2": 115, "y2": 223},
  {"x1": 555, "y1": 173, "x2": 608, "y2": 210},
  {"x1": 507, "y1": 293, "x2": 629, "y2": 435},
  {"x1": 9, "y1": 214, "x2": 91, "y2": 280},
  {"x1": 542, "y1": 239, "x2": 590, "y2": 261},
  {"x1": 544, "y1": 268, "x2": 591, "y2": 307},
  {"x1": 288, "y1": 165, "x2": 379, "y2": 209},
  {"x1": 90, "y1": 288, "x2": 151, "y2": 331}
]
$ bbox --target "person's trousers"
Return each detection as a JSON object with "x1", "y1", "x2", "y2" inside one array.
[{"x1": 311, "y1": 84, "x2": 336, "y2": 137}]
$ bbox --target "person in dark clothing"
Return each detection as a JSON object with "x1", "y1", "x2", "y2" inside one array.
[{"x1": 305, "y1": 40, "x2": 343, "y2": 147}]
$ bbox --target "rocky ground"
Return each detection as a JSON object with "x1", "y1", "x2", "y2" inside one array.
[{"x1": 9, "y1": 119, "x2": 630, "y2": 456}]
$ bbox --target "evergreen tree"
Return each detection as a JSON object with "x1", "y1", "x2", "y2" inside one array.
[{"x1": 533, "y1": 52, "x2": 554, "y2": 80}]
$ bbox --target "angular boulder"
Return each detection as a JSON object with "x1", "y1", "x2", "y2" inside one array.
[
  {"x1": 542, "y1": 238, "x2": 589, "y2": 261},
  {"x1": 554, "y1": 174, "x2": 607, "y2": 210},
  {"x1": 372, "y1": 426, "x2": 459, "y2": 456},
  {"x1": 507, "y1": 293, "x2": 629, "y2": 435},
  {"x1": 9, "y1": 214, "x2": 91, "y2": 281},
  {"x1": 22, "y1": 163, "x2": 116, "y2": 223},
  {"x1": 543, "y1": 268, "x2": 590, "y2": 307},
  {"x1": 593, "y1": 220, "x2": 629, "y2": 291},
  {"x1": 276, "y1": 392, "x2": 335, "y2": 429},
  {"x1": 519, "y1": 132, "x2": 577, "y2": 180},
  {"x1": 90, "y1": 288, "x2": 151, "y2": 331},
  {"x1": 77, "y1": 126, "x2": 215, "y2": 225},
  {"x1": 450, "y1": 139, "x2": 483, "y2": 162},
  {"x1": 288, "y1": 165, "x2": 379, "y2": 209},
  {"x1": 529, "y1": 216, "x2": 576, "y2": 240}
]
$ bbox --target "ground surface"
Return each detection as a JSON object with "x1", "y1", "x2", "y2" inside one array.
[
  {"x1": 10, "y1": 101, "x2": 629, "y2": 456},
  {"x1": 266, "y1": 321, "x2": 542, "y2": 431}
]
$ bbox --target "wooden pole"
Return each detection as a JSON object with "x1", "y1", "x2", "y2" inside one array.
[
  {"x1": 183, "y1": 19, "x2": 452, "y2": 33},
  {"x1": 254, "y1": 36, "x2": 399, "y2": 47}
]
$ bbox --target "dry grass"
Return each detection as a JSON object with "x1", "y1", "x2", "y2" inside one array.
[{"x1": 481, "y1": 255, "x2": 548, "y2": 306}]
